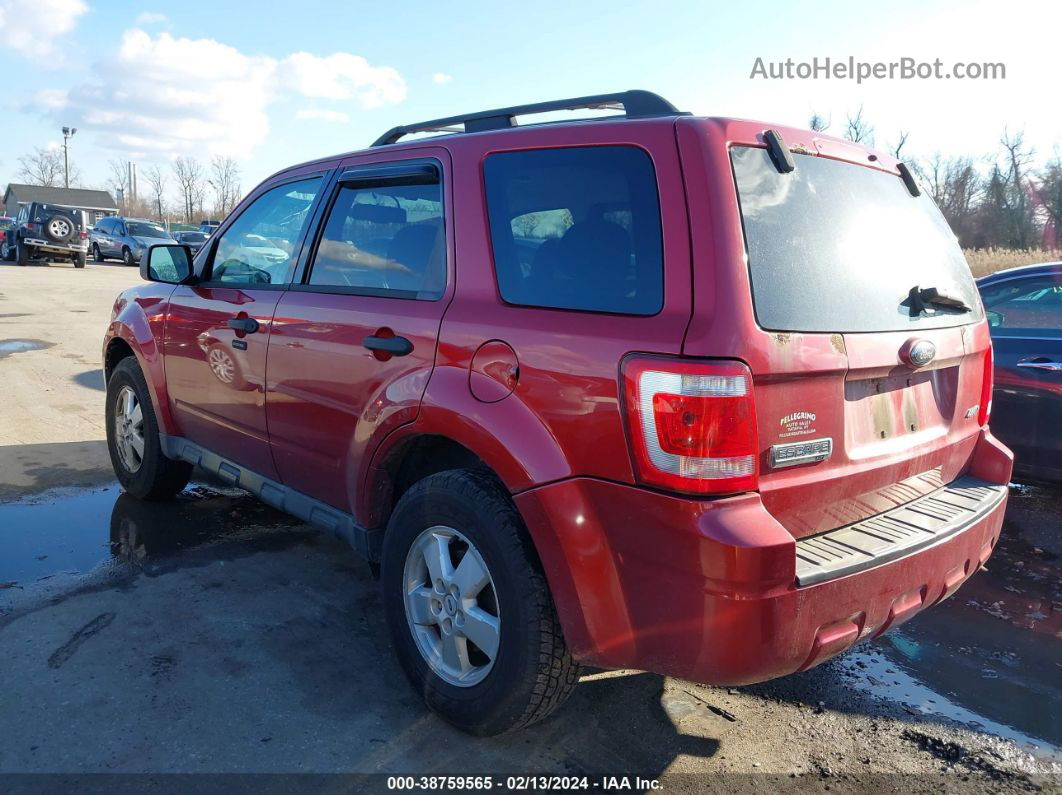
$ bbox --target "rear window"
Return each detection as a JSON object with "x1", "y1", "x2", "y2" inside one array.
[
  {"x1": 484, "y1": 146, "x2": 663, "y2": 316},
  {"x1": 731, "y1": 146, "x2": 983, "y2": 333}
]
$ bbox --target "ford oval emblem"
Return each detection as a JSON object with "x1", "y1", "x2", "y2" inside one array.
[{"x1": 903, "y1": 339, "x2": 937, "y2": 367}]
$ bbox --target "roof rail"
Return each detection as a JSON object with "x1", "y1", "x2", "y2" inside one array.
[{"x1": 372, "y1": 90, "x2": 685, "y2": 147}]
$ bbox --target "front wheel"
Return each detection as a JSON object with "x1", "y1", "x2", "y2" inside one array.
[
  {"x1": 122, "y1": 247, "x2": 135, "y2": 266},
  {"x1": 105, "y1": 357, "x2": 192, "y2": 500},
  {"x1": 381, "y1": 469, "x2": 579, "y2": 735},
  {"x1": 92, "y1": 243, "x2": 103, "y2": 262}
]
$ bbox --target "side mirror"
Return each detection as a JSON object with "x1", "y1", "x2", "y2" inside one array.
[{"x1": 141, "y1": 244, "x2": 194, "y2": 284}]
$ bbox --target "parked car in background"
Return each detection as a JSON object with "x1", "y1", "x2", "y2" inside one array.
[
  {"x1": 198, "y1": 220, "x2": 220, "y2": 236},
  {"x1": 3, "y1": 202, "x2": 88, "y2": 267},
  {"x1": 103, "y1": 91, "x2": 1012, "y2": 736},
  {"x1": 0, "y1": 216, "x2": 13, "y2": 233},
  {"x1": 977, "y1": 262, "x2": 1062, "y2": 486},
  {"x1": 90, "y1": 217, "x2": 173, "y2": 265},
  {"x1": 172, "y1": 230, "x2": 208, "y2": 256}
]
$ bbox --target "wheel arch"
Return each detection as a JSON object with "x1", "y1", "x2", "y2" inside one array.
[
  {"x1": 359, "y1": 366, "x2": 575, "y2": 529},
  {"x1": 103, "y1": 305, "x2": 178, "y2": 435}
]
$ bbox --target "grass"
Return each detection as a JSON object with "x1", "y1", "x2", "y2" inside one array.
[{"x1": 963, "y1": 248, "x2": 1061, "y2": 278}]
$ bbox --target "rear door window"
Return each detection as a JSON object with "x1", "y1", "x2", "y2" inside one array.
[
  {"x1": 306, "y1": 172, "x2": 445, "y2": 299},
  {"x1": 484, "y1": 146, "x2": 663, "y2": 315},
  {"x1": 731, "y1": 146, "x2": 983, "y2": 333}
]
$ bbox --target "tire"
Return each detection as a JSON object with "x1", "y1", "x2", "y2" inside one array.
[
  {"x1": 381, "y1": 469, "x2": 579, "y2": 735},
  {"x1": 73, "y1": 251, "x2": 86, "y2": 269},
  {"x1": 122, "y1": 247, "x2": 135, "y2": 266},
  {"x1": 16, "y1": 240, "x2": 28, "y2": 266},
  {"x1": 92, "y1": 243, "x2": 103, "y2": 262},
  {"x1": 1, "y1": 239, "x2": 12, "y2": 261},
  {"x1": 105, "y1": 356, "x2": 192, "y2": 500},
  {"x1": 43, "y1": 214, "x2": 75, "y2": 243}
]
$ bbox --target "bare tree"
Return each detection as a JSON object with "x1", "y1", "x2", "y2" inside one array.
[
  {"x1": 144, "y1": 165, "x2": 168, "y2": 222},
  {"x1": 996, "y1": 129, "x2": 1038, "y2": 248},
  {"x1": 912, "y1": 154, "x2": 982, "y2": 246},
  {"x1": 16, "y1": 147, "x2": 65, "y2": 186},
  {"x1": 891, "y1": 130, "x2": 910, "y2": 160},
  {"x1": 172, "y1": 156, "x2": 205, "y2": 223},
  {"x1": 1037, "y1": 155, "x2": 1062, "y2": 244},
  {"x1": 208, "y1": 156, "x2": 242, "y2": 218},
  {"x1": 808, "y1": 112, "x2": 831, "y2": 132},
  {"x1": 843, "y1": 106, "x2": 874, "y2": 145}
]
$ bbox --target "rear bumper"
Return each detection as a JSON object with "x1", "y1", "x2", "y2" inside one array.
[
  {"x1": 23, "y1": 238, "x2": 87, "y2": 253},
  {"x1": 514, "y1": 430, "x2": 1012, "y2": 685}
]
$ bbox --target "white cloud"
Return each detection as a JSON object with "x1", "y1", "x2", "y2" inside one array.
[
  {"x1": 281, "y1": 52, "x2": 405, "y2": 107},
  {"x1": 134, "y1": 11, "x2": 168, "y2": 25},
  {"x1": 0, "y1": 0, "x2": 87, "y2": 58},
  {"x1": 432, "y1": 72, "x2": 453, "y2": 85},
  {"x1": 41, "y1": 29, "x2": 405, "y2": 159},
  {"x1": 295, "y1": 108, "x2": 350, "y2": 123}
]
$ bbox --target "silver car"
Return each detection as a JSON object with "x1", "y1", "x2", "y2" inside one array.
[{"x1": 90, "y1": 217, "x2": 173, "y2": 266}]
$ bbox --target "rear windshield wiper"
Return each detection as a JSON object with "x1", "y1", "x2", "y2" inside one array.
[{"x1": 904, "y1": 285, "x2": 971, "y2": 317}]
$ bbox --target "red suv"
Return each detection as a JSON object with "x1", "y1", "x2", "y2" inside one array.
[{"x1": 103, "y1": 91, "x2": 1012, "y2": 735}]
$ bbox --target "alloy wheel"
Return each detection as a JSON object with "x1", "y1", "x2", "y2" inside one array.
[
  {"x1": 403, "y1": 525, "x2": 501, "y2": 687},
  {"x1": 208, "y1": 348, "x2": 236, "y2": 384},
  {"x1": 113, "y1": 385, "x2": 145, "y2": 473}
]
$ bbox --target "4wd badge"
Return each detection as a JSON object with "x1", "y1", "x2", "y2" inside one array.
[{"x1": 779, "y1": 411, "x2": 816, "y2": 438}]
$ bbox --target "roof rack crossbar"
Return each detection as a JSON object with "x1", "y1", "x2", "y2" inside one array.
[{"x1": 372, "y1": 90, "x2": 684, "y2": 146}]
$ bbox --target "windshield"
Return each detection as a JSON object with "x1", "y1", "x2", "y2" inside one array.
[
  {"x1": 731, "y1": 146, "x2": 983, "y2": 333},
  {"x1": 127, "y1": 222, "x2": 170, "y2": 238}
]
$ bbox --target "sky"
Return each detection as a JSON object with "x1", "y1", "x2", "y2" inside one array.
[{"x1": 0, "y1": 0, "x2": 1058, "y2": 206}]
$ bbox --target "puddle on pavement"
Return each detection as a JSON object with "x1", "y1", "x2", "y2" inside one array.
[
  {"x1": 0, "y1": 339, "x2": 55, "y2": 358},
  {"x1": 842, "y1": 484, "x2": 1062, "y2": 753},
  {"x1": 0, "y1": 482, "x2": 298, "y2": 586}
]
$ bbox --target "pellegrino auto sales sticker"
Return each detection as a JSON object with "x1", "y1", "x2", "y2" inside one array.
[{"x1": 779, "y1": 411, "x2": 817, "y2": 438}]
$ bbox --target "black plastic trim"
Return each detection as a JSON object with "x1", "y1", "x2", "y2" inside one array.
[
  {"x1": 897, "y1": 162, "x2": 921, "y2": 197},
  {"x1": 159, "y1": 435, "x2": 382, "y2": 561},
  {"x1": 763, "y1": 129, "x2": 796, "y2": 173},
  {"x1": 373, "y1": 90, "x2": 685, "y2": 146},
  {"x1": 794, "y1": 476, "x2": 1006, "y2": 587}
]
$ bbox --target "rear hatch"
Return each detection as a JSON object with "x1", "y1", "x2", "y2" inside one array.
[{"x1": 684, "y1": 133, "x2": 990, "y2": 539}]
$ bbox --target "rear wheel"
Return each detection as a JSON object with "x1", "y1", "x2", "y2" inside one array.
[
  {"x1": 105, "y1": 357, "x2": 192, "y2": 500},
  {"x1": 73, "y1": 251, "x2": 86, "y2": 268},
  {"x1": 16, "y1": 240, "x2": 28, "y2": 266},
  {"x1": 122, "y1": 247, "x2": 135, "y2": 266},
  {"x1": 381, "y1": 469, "x2": 579, "y2": 735}
]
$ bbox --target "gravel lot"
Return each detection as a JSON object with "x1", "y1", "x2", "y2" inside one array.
[{"x1": 1, "y1": 258, "x2": 1059, "y2": 792}]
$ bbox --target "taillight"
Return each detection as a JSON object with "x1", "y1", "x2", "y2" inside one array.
[
  {"x1": 26, "y1": 222, "x2": 38, "y2": 233},
  {"x1": 79, "y1": 230, "x2": 87, "y2": 240},
  {"x1": 977, "y1": 344, "x2": 993, "y2": 426},
  {"x1": 623, "y1": 357, "x2": 759, "y2": 495}
]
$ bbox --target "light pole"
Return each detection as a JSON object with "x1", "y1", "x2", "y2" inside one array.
[{"x1": 61, "y1": 126, "x2": 77, "y2": 188}]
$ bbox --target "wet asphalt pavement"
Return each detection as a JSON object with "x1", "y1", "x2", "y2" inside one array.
[{"x1": 0, "y1": 474, "x2": 1059, "y2": 788}]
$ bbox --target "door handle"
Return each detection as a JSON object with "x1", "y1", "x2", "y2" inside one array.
[
  {"x1": 363, "y1": 335, "x2": 413, "y2": 356},
  {"x1": 227, "y1": 317, "x2": 260, "y2": 334},
  {"x1": 1016, "y1": 358, "x2": 1062, "y2": 371}
]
